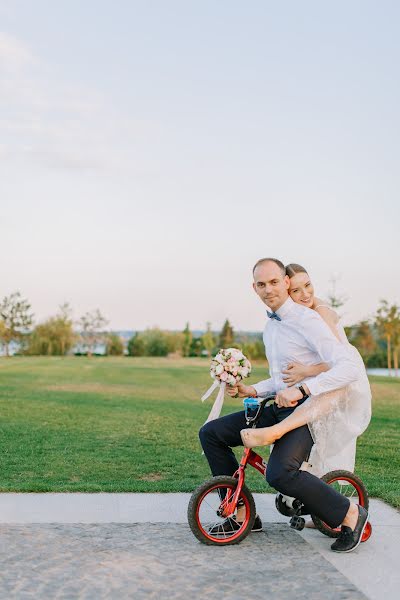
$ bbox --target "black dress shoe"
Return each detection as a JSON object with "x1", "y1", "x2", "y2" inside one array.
[
  {"x1": 331, "y1": 505, "x2": 368, "y2": 553},
  {"x1": 209, "y1": 514, "x2": 263, "y2": 535},
  {"x1": 251, "y1": 515, "x2": 263, "y2": 532}
]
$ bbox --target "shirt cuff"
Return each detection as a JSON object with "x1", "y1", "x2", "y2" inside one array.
[
  {"x1": 252, "y1": 380, "x2": 274, "y2": 397},
  {"x1": 305, "y1": 377, "x2": 321, "y2": 396}
]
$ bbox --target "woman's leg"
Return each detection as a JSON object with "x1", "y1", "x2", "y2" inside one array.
[
  {"x1": 240, "y1": 400, "x2": 310, "y2": 447},
  {"x1": 199, "y1": 404, "x2": 277, "y2": 475}
]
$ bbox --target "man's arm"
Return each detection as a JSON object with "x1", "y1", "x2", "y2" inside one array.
[
  {"x1": 226, "y1": 377, "x2": 275, "y2": 398},
  {"x1": 301, "y1": 312, "x2": 358, "y2": 397},
  {"x1": 251, "y1": 377, "x2": 276, "y2": 397}
]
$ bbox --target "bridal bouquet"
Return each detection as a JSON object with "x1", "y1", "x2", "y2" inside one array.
[{"x1": 201, "y1": 348, "x2": 252, "y2": 423}]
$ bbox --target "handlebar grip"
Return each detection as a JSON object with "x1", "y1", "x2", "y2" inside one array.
[{"x1": 244, "y1": 394, "x2": 276, "y2": 425}]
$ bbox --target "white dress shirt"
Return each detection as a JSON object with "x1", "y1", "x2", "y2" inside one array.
[{"x1": 252, "y1": 296, "x2": 359, "y2": 398}]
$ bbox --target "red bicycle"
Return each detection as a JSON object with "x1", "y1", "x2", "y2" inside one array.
[{"x1": 188, "y1": 395, "x2": 373, "y2": 545}]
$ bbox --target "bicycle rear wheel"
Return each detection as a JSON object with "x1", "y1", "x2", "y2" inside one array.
[
  {"x1": 187, "y1": 476, "x2": 256, "y2": 545},
  {"x1": 311, "y1": 470, "x2": 371, "y2": 540}
]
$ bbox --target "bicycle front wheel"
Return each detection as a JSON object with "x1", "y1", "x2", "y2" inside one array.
[{"x1": 187, "y1": 476, "x2": 256, "y2": 545}]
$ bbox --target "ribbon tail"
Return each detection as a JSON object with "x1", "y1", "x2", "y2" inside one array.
[
  {"x1": 201, "y1": 380, "x2": 219, "y2": 402},
  {"x1": 204, "y1": 382, "x2": 226, "y2": 424}
]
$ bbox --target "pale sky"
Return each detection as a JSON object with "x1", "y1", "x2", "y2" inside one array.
[{"x1": 1, "y1": 1, "x2": 399, "y2": 331}]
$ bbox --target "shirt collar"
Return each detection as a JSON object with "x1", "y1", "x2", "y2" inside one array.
[{"x1": 273, "y1": 296, "x2": 295, "y2": 320}]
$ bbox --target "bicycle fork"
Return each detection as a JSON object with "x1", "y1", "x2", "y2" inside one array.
[{"x1": 219, "y1": 448, "x2": 267, "y2": 518}]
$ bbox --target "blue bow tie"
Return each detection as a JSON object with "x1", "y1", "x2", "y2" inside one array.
[{"x1": 267, "y1": 311, "x2": 281, "y2": 321}]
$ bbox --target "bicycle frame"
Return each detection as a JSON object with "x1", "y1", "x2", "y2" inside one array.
[
  {"x1": 218, "y1": 396, "x2": 275, "y2": 519},
  {"x1": 219, "y1": 447, "x2": 267, "y2": 518}
]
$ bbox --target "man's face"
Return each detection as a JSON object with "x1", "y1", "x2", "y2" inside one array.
[{"x1": 253, "y1": 261, "x2": 290, "y2": 311}]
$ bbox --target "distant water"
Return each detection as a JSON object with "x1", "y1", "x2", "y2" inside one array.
[{"x1": 367, "y1": 368, "x2": 400, "y2": 378}]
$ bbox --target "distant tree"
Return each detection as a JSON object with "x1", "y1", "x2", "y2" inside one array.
[
  {"x1": 166, "y1": 331, "x2": 184, "y2": 355},
  {"x1": 0, "y1": 320, "x2": 7, "y2": 351},
  {"x1": 327, "y1": 275, "x2": 347, "y2": 314},
  {"x1": 364, "y1": 348, "x2": 387, "y2": 368},
  {"x1": 127, "y1": 333, "x2": 145, "y2": 356},
  {"x1": 54, "y1": 303, "x2": 75, "y2": 355},
  {"x1": 393, "y1": 322, "x2": 400, "y2": 377},
  {"x1": 105, "y1": 333, "x2": 124, "y2": 356},
  {"x1": 346, "y1": 320, "x2": 377, "y2": 364},
  {"x1": 375, "y1": 300, "x2": 400, "y2": 375},
  {"x1": 189, "y1": 336, "x2": 205, "y2": 357},
  {"x1": 0, "y1": 292, "x2": 34, "y2": 356},
  {"x1": 145, "y1": 328, "x2": 169, "y2": 356},
  {"x1": 127, "y1": 328, "x2": 170, "y2": 357},
  {"x1": 219, "y1": 319, "x2": 234, "y2": 348},
  {"x1": 241, "y1": 338, "x2": 266, "y2": 361},
  {"x1": 78, "y1": 309, "x2": 108, "y2": 357},
  {"x1": 182, "y1": 322, "x2": 192, "y2": 357},
  {"x1": 26, "y1": 303, "x2": 75, "y2": 356},
  {"x1": 201, "y1": 322, "x2": 216, "y2": 357}
]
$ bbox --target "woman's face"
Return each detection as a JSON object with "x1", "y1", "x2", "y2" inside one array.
[{"x1": 289, "y1": 272, "x2": 314, "y2": 308}]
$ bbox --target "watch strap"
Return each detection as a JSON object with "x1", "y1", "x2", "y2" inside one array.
[{"x1": 298, "y1": 385, "x2": 309, "y2": 400}]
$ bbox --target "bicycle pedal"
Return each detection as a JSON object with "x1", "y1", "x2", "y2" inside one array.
[{"x1": 290, "y1": 516, "x2": 305, "y2": 531}]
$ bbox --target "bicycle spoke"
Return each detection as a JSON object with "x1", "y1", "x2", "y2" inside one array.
[
  {"x1": 208, "y1": 519, "x2": 222, "y2": 532},
  {"x1": 202, "y1": 497, "x2": 219, "y2": 512}
]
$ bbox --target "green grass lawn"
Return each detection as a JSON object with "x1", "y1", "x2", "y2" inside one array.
[{"x1": 0, "y1": 357, "x2": 399, "y2": 507}]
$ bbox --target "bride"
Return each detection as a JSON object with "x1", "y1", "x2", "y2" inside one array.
[{"x1": 239, "y1": 263, "x2": 372, "y2": 477}]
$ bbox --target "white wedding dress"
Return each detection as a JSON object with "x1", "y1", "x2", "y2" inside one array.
[{"x1": 300, "y1": 308, "x2": 372, "y2": 477}]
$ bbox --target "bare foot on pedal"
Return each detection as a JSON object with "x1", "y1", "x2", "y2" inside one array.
[{"x1": 240, "y1": 426, "x2": 279, "y2": 448}]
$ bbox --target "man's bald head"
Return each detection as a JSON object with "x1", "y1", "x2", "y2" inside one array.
[{"x1": 252, "y1": 257, "x2": 285, "y2": 277}]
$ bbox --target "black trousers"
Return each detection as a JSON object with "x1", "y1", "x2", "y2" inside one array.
[{"x1": 199, "y1": 402, "x2": 349, "y2": 529}]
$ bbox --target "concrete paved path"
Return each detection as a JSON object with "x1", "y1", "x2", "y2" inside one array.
[{"x1": 0, "y1": 493, "x2": 398, "y2": 600}]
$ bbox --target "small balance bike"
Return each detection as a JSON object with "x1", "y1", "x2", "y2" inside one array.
[{"x1": 188, "y1": 395, "x2": 372, "y2": 545}]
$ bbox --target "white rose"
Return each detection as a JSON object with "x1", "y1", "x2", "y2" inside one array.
[
  {"x1": 215, "y1": 364, "x2": 224, "y2": 375},
  {"x1": 227, "y1": 374, "x2": 236, "y2": 386}
]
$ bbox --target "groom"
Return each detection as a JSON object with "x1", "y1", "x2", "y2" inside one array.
[{"x1": 199, "y1": 257, "x2": 368, "y2": 553}]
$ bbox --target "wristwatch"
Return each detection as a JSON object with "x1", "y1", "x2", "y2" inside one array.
[{"x1": 296, "y1": 385, "x2": 309, "y2": 400}]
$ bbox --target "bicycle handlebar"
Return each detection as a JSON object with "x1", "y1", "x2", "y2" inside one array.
[{"x1": 244, "y1": 394, "x2": 276, "y2": 426}]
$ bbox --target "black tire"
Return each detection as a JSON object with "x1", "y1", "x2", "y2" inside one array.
[
  {"x1": 187, "y1": 476, "x2": 256, "y2": 545},
  {"x1": 311, "y1": 470, "x2": 369, "y2": 538}
]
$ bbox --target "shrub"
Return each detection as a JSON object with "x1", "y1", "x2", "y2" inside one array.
[{"x1": 105, "y1": 334, "x2": 124, "y2": 356}]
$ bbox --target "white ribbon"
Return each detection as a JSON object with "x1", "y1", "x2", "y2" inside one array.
[{"x1": 201, "y1": 380, "x2": 226, "y2": 424}]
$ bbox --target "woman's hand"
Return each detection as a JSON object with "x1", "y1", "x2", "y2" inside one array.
[
  {"x1": 226, "y1": 381, "x2": 257, "y2": 398},
  {"x1": 282, "y1": 362, "x2": 310, "y2": 386}
]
